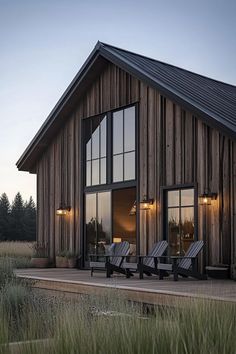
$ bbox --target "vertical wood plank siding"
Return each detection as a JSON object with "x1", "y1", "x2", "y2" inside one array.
[{"x1": 36, "y1": 62, "x2": 235, "y2": 266}]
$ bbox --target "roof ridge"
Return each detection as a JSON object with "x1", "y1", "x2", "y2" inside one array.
[{"x1": 100, "y1": 41, "x2": 236, "y2": 89}]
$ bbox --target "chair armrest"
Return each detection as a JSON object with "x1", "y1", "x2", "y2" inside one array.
[{"x1": 89, "y1": 254, "x2": 110, "y2": 261}]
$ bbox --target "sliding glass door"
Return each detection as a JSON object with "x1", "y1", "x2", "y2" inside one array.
[{"x1": 85, "y1": 191, "x2": 111, "y2": 258}]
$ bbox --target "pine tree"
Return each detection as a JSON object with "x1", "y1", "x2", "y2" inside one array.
[
  {"x1": 23, "y1": 196, "x2": 36, "y2": 241},
  {"x1": 0, "y1": 193, "x2": 10, "y2": 240},
  {"x1": 9, "y1": 192, "x2": 25, "y2": 241}
]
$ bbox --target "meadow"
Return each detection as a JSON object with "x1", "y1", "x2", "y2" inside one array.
[{"x1": 0, "y1": 243, "x2": 235, "y2": 353}]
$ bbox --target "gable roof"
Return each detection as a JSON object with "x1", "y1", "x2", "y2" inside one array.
[{"x1": 17, "y1": 41, "x2": 236, "y2": 172}]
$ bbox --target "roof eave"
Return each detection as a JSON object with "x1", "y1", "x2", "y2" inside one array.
[{"x1": 99, "y1": 45, "x2": 236, "y2": 140}]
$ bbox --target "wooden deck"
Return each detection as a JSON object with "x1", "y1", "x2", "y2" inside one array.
[{"x1": 16, "y1": 268, "x2": 236, "y2": 306}]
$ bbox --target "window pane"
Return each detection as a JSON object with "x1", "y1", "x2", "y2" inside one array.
[
  {"x1": 100, "y1": 116, "x2": 106, "y2": 158},
  {"x1": 168, "y1": 190, "x2": 179, "y2": 207},
  {"x1": 92, "y1": 159, "x2": 99, "y2": 185},
  {"x1": 168, "y1": 208, "x2": 180, "y2": 256},
  {"x1": 92, "y1": 126, "x2": 99, "y2": 159},
  {"x1": 113, "y1": 154, "x2": 123, "y2": 182},
  {"x1": 124, "y1": 106, "x2": 135, "y2": 152},
  {"x1": 113, "y1": 110, "x2": 123, "y2": 154},
  {"x1": 97, "y1": 192, "x2": 111, "y2": 247},
  {"x1": 86, "y1": 139, "x2": 91, "y2": 161},
  {"x1": 86, "y1": 161, "x2": 91, "y2": 186},
  {"x1": 181, "y1": 207, "x2": 194, "y2": 237},
  {"x1": 100, "y1": 158, "x2": 106, "y2": 184},
  {"x1": 181, "y1": 189, "x2": 194, "y2": 206},
  {"x1": 124, "y1": 151, "x2": 135, "y2": 181},
  {"x1": 181, "y1": 207, "x2": 194, "y2": 254},
  {"x1": 85, "y1": 193, "x2": 97, "y2": 256}
]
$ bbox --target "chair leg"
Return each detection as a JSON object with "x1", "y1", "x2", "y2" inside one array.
[
  {"x1": 126, "y1": 269, "x2": 131, "y2": 278},
  {"x1": 139, "y1": 265, "x2": 144, "y2": 279},
  {"x1": 174, "y1": 271, "x2": 178, "y2": 281},
  {"x1": 159, "y1": 270, "x2": 164, "y2": 280},
  {"x1": 106, "y1": 264, "x2": 111, "y2": 278},
  {"x1": 91, "y1": 268, "x2": 93, "y2": 277}
]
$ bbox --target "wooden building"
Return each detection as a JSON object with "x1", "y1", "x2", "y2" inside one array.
[{"x1": 17, "y1": 42, "x2": 236, "y2": 273}]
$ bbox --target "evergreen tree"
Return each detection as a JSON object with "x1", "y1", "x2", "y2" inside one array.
[
  {"x1": 9, "y1": 192, "x2": 25, "y2": 241},
  {"x1": 23, "y1": 196, "x2": 36, "y2": 241},
  {"x1": 0, "y1": 193, "x2": 10, "y2": 240}
]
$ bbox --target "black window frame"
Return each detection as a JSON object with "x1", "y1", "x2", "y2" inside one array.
[
  {"x1": 83, "y1": 103, "x2": 138, "y2": 193},
  {"x1": 81, "y1": 103, "x2": 139, "y2": 267},
  {"x1": 161, "y1": 184, "x2": 198, "y2": 250}
]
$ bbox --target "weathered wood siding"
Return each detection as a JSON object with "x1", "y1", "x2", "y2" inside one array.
[{"x1": 36, "y1": 62, "x2": 236, "y2": 267}]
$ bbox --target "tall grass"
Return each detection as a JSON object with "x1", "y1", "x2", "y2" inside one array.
[
  {"x1": 0, "y1": 242, "x2": 33, "y2": 258},
  {"x1": 0, "y1": 242, "x2": 34, "y2": 269},
  {"x1": 0, "y1": 257, "x2": 235, "y2": 353}
]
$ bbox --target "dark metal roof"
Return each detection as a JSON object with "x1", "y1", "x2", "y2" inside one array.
[{"x1": 17, "y1": 41, "x2": 236, "y2": 172}]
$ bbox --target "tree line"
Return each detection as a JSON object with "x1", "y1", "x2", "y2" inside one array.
[{"x1": 0, "y1": 192, "x2": 36, "y2": 241}]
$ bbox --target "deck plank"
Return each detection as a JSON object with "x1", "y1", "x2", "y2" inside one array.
[{"x1": 15, "y1": 269, "x2": 236, "y2": 305}]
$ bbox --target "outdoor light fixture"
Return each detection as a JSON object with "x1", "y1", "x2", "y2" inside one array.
[
  {"x1": 56, "y1": 203, "x2": 71, "y2": 216},
  {"x1": 129, "y1": 201, "x2": 137, "y2": 216},
  {"x1": 140, "y1": 195, "x2": 154, "y2": 210},
  {"x1": 113, "y1": 237, "x2": 122, "y2": 243},
  {"x1": 199, "y1": 191, "x2": 217, "y2": 205}
]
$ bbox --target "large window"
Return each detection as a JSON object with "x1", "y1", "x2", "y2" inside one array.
[
  {"x1": 166, "y1": 188, "x2": 195, "y2": 256},
  {"x1": 84, "y1": 105, "x2": 136, "y2": 188},
  {"x1": 83, "y1": 105, "x2": 137, "y2": 263},
  {"x1": 85, "y1": 115, "x2": 107, "y2": 186},
  {"x1": 113, "y1": 106, "x2": 136, "y2": 182}
]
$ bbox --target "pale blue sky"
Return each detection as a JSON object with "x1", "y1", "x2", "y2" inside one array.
[{"x1": 0, "y1": 0, "x2": 235, "y2": 202}]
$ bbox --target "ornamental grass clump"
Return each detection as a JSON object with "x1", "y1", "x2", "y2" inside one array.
[{"x1": 51, "y1": 292, "x2": 236, "y2": 354}]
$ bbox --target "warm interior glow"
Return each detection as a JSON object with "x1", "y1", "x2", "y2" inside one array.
[{"x1": 113, "y1": 237, "x2": 122, "y2": 243}]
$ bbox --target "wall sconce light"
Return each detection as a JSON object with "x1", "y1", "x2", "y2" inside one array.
[
  {"x1": 113, "y1": 237, "x2": 122, "y2": 243},
  {"x1": 56, "y1": 203, "x2": 71, "y2": 216},
  {"x1": 199, "y1": 191, "x2": 217, "y2": 205},
  {"x1": 129, "y1": 201, "x2": 136, "y2": 216},
  {"x1": 140, "y1": 195, "x2": 154, "y2": 210}
]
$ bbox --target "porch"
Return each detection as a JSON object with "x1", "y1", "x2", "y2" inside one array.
[{"x1": 15, "y1": 268, "x2": 236, "y2": 306}]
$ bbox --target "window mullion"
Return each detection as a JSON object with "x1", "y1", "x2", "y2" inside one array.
[
  {"x1": 123, "y1": 109, "x2": 125, "y2": 181},
  {"x1": 107, "y1": 112, "x2": 112, "y2": 184}
]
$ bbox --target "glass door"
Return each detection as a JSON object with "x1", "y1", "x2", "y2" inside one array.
[
  {"x1": 85, "y1": 191, "x2": 111, "y2": 260},
  {"x1": 166, "y1": 188, "x2": 195, "y2": 256}
]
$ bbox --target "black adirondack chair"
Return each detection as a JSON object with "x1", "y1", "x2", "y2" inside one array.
[
  {"x1": 121, "y1": 240, "x2": 168, "y2": 279},
  {"x1": 105, "y1": 241, "x2": 130, "y2": 278},
  {"x1": 89, "y1": 243, "x2": 117, "y2": 276},
  {"x1": 158, "y1": 240, "x2": 207, "y2": 281}
]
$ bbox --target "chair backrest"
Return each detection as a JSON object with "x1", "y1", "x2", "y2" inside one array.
[
  {"x1": 107, "y1": 243, "x2": 116, "y2": 256},
  {"x1": 179, "y1": 240, "x2": 204, "y2": 270},
  {"x1": 110, "y1": 241, "x2": 130, "y2": 267},
  {"x1": 143, "y1": 240, "x2": 168, "y2": 268}
]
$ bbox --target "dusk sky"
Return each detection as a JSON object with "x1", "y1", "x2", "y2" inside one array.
[{"x1": 1, "y1": 0, "x2": 236, "y2": 203}]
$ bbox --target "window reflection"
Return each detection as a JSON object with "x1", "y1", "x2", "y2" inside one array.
[
  {"x1": 124, "y1": 106, "x2": 135, "y2": 152},
  {"x1": 167, "y1": 189, "x2": 195, "y2": 256},
  {"x1": 85, "y1": 115, "x2": 107, "y2": 186},
  {"x1": 112, "y1": 106, "x2": 136, "y2": 182},
  {"x1": 113, "y1": 155, "x2": 123, "y2": 182},
  {"x1": 124, "y1": 152, "x2": 135, "y2": 180},
  {"x1": 181, "y1": 189, "x2": 194, "y2": 206},
  {"x1": 113, "y1": 110, "x2": 123, "y2": 154},
  {"x1": 92, "y1": 159, "x2": 99, "y2": 186},
  {"x1": 168, "y1": 190, "x2": 179, "y2": 207},
  {"x1": 113, "y1": 188, "x2": 136, "y2": 253},
  {"x1": 86, "y1": 192, "x2": 111, "y2": 258}
]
